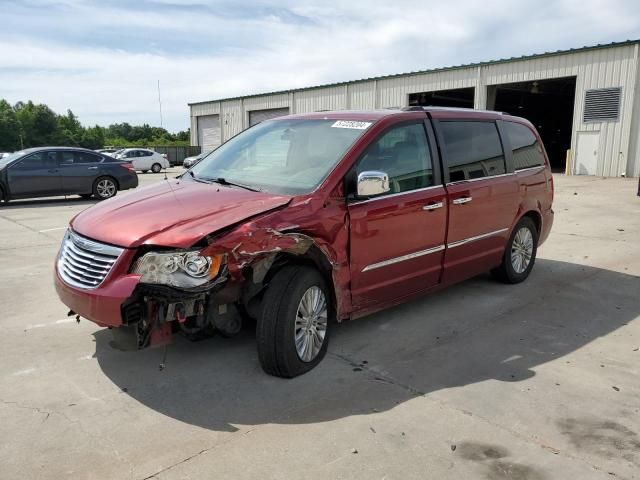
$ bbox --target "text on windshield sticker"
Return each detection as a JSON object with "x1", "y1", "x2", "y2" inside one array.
[{"x1": 331, "y1": 120, "x2": 372, "y2": 130}]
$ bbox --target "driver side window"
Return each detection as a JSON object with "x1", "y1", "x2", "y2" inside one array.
[
  {"x1": 12, "y1": 152, "x2": 55, "y2": 170},
  {"x1": 355, "y1": 122, "x2": 433, "y2": 195}
]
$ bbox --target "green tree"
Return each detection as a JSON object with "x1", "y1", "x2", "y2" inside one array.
[
  {"x1": 56, "y1": 109, "x2": 83, "y2": 145},
  {"x1": 107, "y1": 123, "x2": 133, "y2": 141},
  {"x1": 2, "y1": 98, "x2": 190, "y2": 149},
  {"x1": 15, "y1": 101, "x2": 60, "y2": 147},
  {"x1": 79, "y1": 126, "x2": 105, "y2": 150},
  {"x1": 0, "y1": 100, "x2": 21, "y2": 151},
  {"x1": 175, "y1": 129, "x2": 190, "y2": 141}
]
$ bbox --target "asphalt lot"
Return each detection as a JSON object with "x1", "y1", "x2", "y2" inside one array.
[{"x1": 0, "y1": 171, "x2": 639, "y2": 480}]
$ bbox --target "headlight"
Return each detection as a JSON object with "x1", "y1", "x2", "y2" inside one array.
[{"x1": 132, "y1": 250, "x2": 224, "y2": 288}]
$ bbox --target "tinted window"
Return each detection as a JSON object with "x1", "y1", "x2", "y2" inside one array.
[
  {"x1": 12, "y1": 152, "x2": 56, "y2": 170},
  {"x1": 440, "y1": 121, "x2": 506, "y2": 182},
  {"x1": 60, "y1": 151, "x2": 75, "y2": 165},
  {"x1": 504, "y1": 121, "x2": 546, "y2": 170},
  {"x1": 356, "y1": 123, "x2": 433, "y2": 194},
  {"x1": 74, "y1": 152, "x2": 103, "y2": 164}
]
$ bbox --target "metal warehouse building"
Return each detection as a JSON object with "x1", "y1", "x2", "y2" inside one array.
[{"x1": 189, "y1": 40, "x2": 640, "y2": 177}]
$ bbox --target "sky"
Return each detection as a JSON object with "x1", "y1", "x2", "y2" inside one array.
[{"x1": 1, "y1": 0, "x2": 639, "y2": 133}]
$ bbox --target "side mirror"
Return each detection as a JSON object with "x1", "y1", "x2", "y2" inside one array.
[{"x1": 357, "y1": 170, "x2": 390, "y2": 197}]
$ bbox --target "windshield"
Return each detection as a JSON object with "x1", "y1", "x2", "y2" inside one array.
[
  {"x1": 0, "y1": 151, "x2": 28, "y2": 168},
  {"x1": 189, "y1": 119, "x2": 372, "y2": 195}
]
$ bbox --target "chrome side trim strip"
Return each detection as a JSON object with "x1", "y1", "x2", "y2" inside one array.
[
  {"x1": 514, "y1": 165, "x2": 545, "y2": 173},
  {"x1": 446, "y1": 172, "x2": 515, "y2": 186},
  {"x1": 362, "y1": 244, "x2": 445, "y2": 272},
  {"x1": 350, "y1": 185, "x2": 444, "y2": 206},
  {"x1": 447, "y1": 228, "x2": 509, "y2": 249}
]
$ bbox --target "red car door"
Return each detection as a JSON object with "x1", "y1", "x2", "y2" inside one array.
[
  {"x1": 433, "y1": 116, "x2": 519, "y2": 284},
  {"x1": 347, "y1": 120, "x2": 447, "y2": 312}
]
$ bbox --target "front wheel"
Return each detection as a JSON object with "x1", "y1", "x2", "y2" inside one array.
[
  {"x1": 151, "y1": 163, "x2": 162, "y2": 173},
  {"x1": 93, "y1": 176, "x2": 118, "y2": 200},
  {"x1": 492, "y1": 216, "x2": 538, "y2": 284},
  {"x1": 257, "y1": 266, "x2": 332, "y2": 378}
]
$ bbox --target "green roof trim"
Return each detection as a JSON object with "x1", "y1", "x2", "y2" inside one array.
[{"x1": 188, "y1": 39, "x2": 640, "y2": 106}]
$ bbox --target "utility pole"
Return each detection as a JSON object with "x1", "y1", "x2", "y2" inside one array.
[{"x1": 157, "y1": 80, "x2": 163, "y2": 129}]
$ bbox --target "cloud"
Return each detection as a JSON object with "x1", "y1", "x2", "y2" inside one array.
[{"x1": 0, "y1": 0, "x2": 639, "y2": 132}]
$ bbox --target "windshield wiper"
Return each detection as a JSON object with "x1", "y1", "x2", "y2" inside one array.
[
  {"x1": 205, "y1": 177, "x2": 261, "y2": 192},
  {"x1": 187, "y1": 170, "x2": 211, "y2": 184}
]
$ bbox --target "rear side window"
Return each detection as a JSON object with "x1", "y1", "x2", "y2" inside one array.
[
  {"x1": 74, "y1": 152, "x2": 103, "y2": 164},
  {"x1": 60, "y1": 151, "x2": 75, "y2": 165},
  {"x1": 356, "y1": 123, "x2": 433, "y2": 194},
  {"x1": 440, "y1": 121, "x2": 506, "y2": 182},
  {"x1": 503, "y1": 121, "x2": 546, "y2": 170}
]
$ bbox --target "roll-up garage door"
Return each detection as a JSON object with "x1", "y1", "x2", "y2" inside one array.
[
  {"x1": 197, "y1": 115, "x2": 221, "y2": 152},
  {"x1": 248, "y1": 108, "x2": 290, "y2": 127}
]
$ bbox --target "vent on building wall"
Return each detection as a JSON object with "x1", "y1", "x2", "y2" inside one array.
[{"x1": 583, "y1": 87, "x2": 621, "y2": 123}]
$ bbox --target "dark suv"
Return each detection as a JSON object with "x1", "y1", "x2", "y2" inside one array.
[{"x1": 0, "y1": 147, "x2": 138, "y2": 202}]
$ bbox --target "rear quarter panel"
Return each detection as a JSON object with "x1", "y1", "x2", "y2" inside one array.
[{"x1": 502, "y1": 116, "x2": 554, "y2": 244}]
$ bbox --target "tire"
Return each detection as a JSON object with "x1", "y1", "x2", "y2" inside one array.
[
  {"x1": 492, "y1": 216, "x2": 538, "y2": 284},
  {"x1": 151, "y1": 163, "x2": 162, "y2": 173},
  {"x1": 257, "y1": 266, "x2": 332, "y2": 378},
  {"x1": 92, "y1": 176, "x2": 118, "y2": 200}
]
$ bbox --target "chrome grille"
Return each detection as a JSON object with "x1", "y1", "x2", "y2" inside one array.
[{"x1": 57, "y1": 230, "x2": 124, "y2": 289}]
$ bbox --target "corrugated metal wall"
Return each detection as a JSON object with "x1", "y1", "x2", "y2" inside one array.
[{"x1": 190, "y1": 42, "x2": 640, "y2": 177}]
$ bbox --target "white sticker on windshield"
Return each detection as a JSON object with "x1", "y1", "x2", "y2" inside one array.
[{"x1": 331, "y1": 120, "x2": 372, "y2": 130}]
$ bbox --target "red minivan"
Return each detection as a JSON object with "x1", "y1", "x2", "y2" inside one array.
[{"x1": 55, "y1": 107, "x2": 554, "y2": 377}]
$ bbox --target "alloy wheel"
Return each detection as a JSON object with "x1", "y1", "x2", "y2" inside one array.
[
  {"x1": 511, "y1": 227, "x2": 534, "y2": 274},
  {"x1": 294, "y1": 286, "x2": 328, "y2": 362},
  {"x1": 97, "y1": 179, "x2": 116, "y2": 198}
]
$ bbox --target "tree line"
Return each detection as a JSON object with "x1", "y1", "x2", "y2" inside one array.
[{"x1": 0, "y1": 99, "x2": 190, "y2": 152}]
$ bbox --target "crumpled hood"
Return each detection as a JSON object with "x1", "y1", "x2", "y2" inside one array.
[{"x1": 70, "y1": 179, "x2": 292, "y2": 248}]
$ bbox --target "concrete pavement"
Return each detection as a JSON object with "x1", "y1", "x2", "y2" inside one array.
[{"x1": 0, "y1": 172, "x2": 638, "y2": 479}]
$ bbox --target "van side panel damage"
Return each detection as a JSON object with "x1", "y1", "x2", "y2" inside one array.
[
  {"x1": 125, "y1": 195, "x2": 352, "y2": 349},
  {"x1": 202, "y1": 195, "x2": 352, "y2": 321}
]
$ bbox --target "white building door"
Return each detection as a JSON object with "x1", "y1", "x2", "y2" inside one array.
[
  {"x1": 248, "y1": 108, "x2": 290, "y2": 127},
  {"x1": 197, "y1": 115, "x2": 221, "y2": 153},
  {"x1": 574, "y1": 131, "x2": 600, "y2": 175}
]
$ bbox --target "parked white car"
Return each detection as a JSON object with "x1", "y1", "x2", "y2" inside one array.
[{"x1": 115, "y1": 148, "x2": 170, "y2": 173}]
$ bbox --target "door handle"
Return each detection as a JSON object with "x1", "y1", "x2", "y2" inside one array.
[
  {"x1": 452, "y1": 196, "x2": 472, "y2": 205},
  {"x1": 48, "y1": 169, "x2": 58, "y2": 173},
  {"x1": 87, "y1": 166, "x2": 98, "y2": 170},
  {"x1": 423, "y1": 202, "x2": 443, "y2": 211}
]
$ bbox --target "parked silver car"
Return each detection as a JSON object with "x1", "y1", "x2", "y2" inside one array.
[{"x1": 182, "y1": 152, "x2": 206, "y2": 168}]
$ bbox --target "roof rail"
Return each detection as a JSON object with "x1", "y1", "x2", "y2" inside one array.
[{"x1": 401, "y1": 106, "x2": 507, "y2": 115}]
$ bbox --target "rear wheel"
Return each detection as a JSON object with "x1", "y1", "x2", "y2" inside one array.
[
  {"x1": 151, "y1": 163, "x2": 162, "y2": 173},
  {"x1": 92, "y1": 176, "x2": 118, "y2": 200},
  {"x1": 257, "y1": 266, "x2": 332, "y2": 378},
  {"x1": 492, "y1": 217, "x2": 538, "y2": 284}
]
